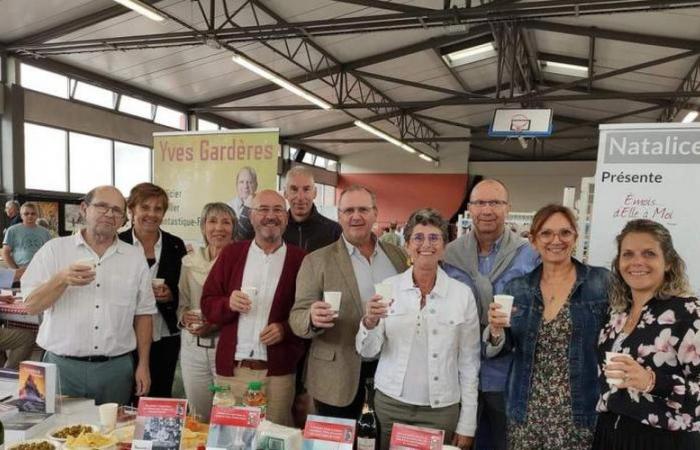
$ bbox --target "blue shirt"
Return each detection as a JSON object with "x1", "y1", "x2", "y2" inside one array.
[
  {"x1": 477, "y1": 242, "x2": 540, "y2": 391},
  {"x1": 3, "y1": 224, "x2": 52, "y2": 267}
]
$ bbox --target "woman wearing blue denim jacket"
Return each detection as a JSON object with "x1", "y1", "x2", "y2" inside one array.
[{"x1": 485, "y1": 205, "x2": 610, "y2": 450}]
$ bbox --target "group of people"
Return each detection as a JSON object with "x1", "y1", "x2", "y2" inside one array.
[{"x1": 3, "y1": 168, "x2": 698, "y2": 450}]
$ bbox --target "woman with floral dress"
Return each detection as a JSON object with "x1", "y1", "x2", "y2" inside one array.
[
  {"x1": 485, "y1": 204, "x2": 610, "y2": 450},
  {"x1": 595, "y1": 219, "x2": 700, "y2": 449}
]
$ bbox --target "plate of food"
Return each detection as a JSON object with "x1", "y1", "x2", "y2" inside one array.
[
  {"x1": 48, "y1": 424, "x2": 98, "y2": 442},
  {"x1": 64, "y1": 431, "x2": 118, "y2": 450},
  {"x1": 7, "y1": 439, "x2": 58, "y2": 450}
]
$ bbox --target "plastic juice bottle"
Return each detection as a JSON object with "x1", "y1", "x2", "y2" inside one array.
[
  {"x1": 210, "y1": 384, "x2": 236, "y2": 407},
  {"x1": 243, "y1": 381, "x2": 267, "y2": 418}
]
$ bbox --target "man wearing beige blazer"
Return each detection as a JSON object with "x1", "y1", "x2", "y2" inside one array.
[{"x1": 290, "y1": 185, "x2": 409, "y2": 420}]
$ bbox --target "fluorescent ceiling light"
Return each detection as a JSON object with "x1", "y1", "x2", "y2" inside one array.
[
  {"x1": 540, "y1": 60, "x2": 588, "y2": 78},
  {"x1": 682, "y1": 111, "x2": 699, "y2": 123},
  {"x1": 354, "y1": 120, "x2": 436, "y2": 162},
  {"x1": 443, "y1": 42, "x2": 496, "y2": 67},
  {"x1": 232, "y1": 54, "x2": 332, "y2": 110},
  {"x1": 112, "y1": 0, "x2": 166, "y2": 22}
]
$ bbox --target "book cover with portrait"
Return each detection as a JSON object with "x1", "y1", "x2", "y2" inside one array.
[{"x1": 133, "y1": 397, "x2": 188, "y2": 450}]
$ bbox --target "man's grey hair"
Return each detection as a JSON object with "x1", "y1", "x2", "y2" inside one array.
[
  {"x1": 284, "y1": 166, "x2": 316, "y2": 189},
  {"x1": 5, "y1": 200, "x2": 19, "y2": 210},
  {"x1": 338, "y1": 184, "x2": 377, "y2": 208},
  {"x1": 20, "y1": 202, "x2": 38, "y2": 214}
]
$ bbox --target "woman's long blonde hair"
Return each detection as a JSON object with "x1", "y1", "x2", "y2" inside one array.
[{"x1": 609, "y1": 219, "x2": 692, "y2": 312}]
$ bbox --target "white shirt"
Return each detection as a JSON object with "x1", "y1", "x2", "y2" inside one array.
[
  {"x1": 342, "y1": 236, "x2": 398, "y2": 307},
  {"x1": 131, "y1": 230, "x2": 174, "y2": 341},
  {"x1": 21, "y1": 231, "x2": 157, "y2": 357},
  {"x1": 235, "y1": 242, "x2": 287, "y2": 361},
  {"x1": 356, "y1": 267, "x2": 481, "y2": 436}
]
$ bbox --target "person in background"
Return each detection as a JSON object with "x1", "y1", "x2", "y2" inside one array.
[
  {"x1": 229, "y1": 166, "x2": 257, "y2": 241},
  {"x1": 22, "y1": 185, "x2": 155, "y2": 404},
  {"x1": 357, "y1": 208, "x2": 480, "y2": 450},
  {"x1": 5, "y1": 200, "x2": 21, "y2": 227},
  {"x1": 119, "y1": 182, "x2": 187, "y2": 398},
  {"x1": 177, "y1": 202, "x2": 236, "y2": 422},
  {"x1": 201, "y1": 190, "x2": 306, "y2": 426},
  {"x1": 290, "y1": 185, "x2": 409, "y2": 420},
  {"x1": 2, "y1": 202, "x2": 52, "y2": 282},
  {"x1": 486, "y1": 204, "x2": 610, "y2": 450},
  {"x1": 443, "y1": 179, "x2": 539, "y2": 450},
  {"x1": 594, "y1": 219, "x2": 700, "y2": 450},
  {"x1": 379, "y1": 221, "x2": 401, "y2": 246}
]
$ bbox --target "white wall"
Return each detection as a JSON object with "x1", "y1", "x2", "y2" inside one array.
[
  {"x1": 340, "y1": 145, "x2": 469, "y2": 174},
  {"x1": 468, "y1": 161, "x2": 597, "y2": 212}
]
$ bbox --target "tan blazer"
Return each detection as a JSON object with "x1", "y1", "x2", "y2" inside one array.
[{"x1": 290, "y1": 238, "x2": 409, "y2": 407}]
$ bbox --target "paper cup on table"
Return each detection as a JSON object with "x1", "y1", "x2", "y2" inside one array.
[
  {"x1": 605, "y1": 352, "x2": 632, "y2": 386},
  {"x1": 324, "y1": 291, "x2": 342, "y2": 317},
  {"x1": 99, "y1": 402, "x2": 118, "y2": 432},
  {"x1": 493, "y1": 295, "x2": 514, "y2": 326}
]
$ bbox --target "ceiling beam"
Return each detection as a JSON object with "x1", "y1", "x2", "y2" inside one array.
[
  {"x1": 192, "y1": 26, "x2": 491, "y2": 108},
  {"x1": 8, "y1": 0, "x2": 166, "y2": 46},
  {"x1": 524, "y1": 20, "x2": 700, "y2": 50},
  {"x1": 287, "y1": 134, "x2": 599, "y2": 143},
  {"x1": 330, "y1": 0, "x2": 436, "y2": 13},
  {"x1": 658, "y1": 56, "x2": 700, "y2": 121}
]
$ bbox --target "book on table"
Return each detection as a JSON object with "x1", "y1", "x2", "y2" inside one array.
[
  {"x1": 301, "y1": 415, "x2": 356, "y2": 450},
  {"x1": 9, "y1": 361, "x2": 57, "y2": 414},
  {"x1": 205, "y1": 405, "x2": 262, "y2": 450},
  {"x1": 133, "y1": 397, "x2": 188, "y2": 450},
  {"x1": 389, "y1": 423, "x2": 445, "y2": 450}
]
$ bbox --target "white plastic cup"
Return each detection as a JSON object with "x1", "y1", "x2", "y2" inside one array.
[
  {"x1": 493, "y1": 295, "x2": 514, "y2": 326},
  {"x1": 75, "y1": 258, "x2": 97, "y2": 270},
  {"x1": 151, "y1": 278, "x2": 165, "y2": 287},
  {"x1": 324, "y1": 291, "x2": 342, "y2": 316},
  {"x1": 375, "y1": 282, "x2": 394, "y2": 314},
  {"x1": 99, "y1": 402, "x2": 118, "y2": 432},
  {"x1": 242, "y1": 286, "x2": 258, "y2": 312},
  {"x1": 189, "y1": 308, "x2": 204, "y2": 330},
  {"x1": 605, "y1": 352, "x2": 632, "y2": 386}
]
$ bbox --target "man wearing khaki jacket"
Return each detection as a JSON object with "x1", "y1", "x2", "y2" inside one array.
[{"x1": 290, "y1": 185, "x2": 408, "y2": 420}]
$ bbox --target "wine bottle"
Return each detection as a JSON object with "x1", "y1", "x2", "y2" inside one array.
[{"x1": 356, "y1": 380, "x2": 379, "y2": 450}]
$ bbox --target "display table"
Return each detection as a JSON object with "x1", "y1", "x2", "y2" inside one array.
[{"x1": 0, "y1": 298, "x2": 41, "y2": 329}]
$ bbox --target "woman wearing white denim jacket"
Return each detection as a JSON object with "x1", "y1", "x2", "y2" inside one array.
[
  {"x1": 178, "y1": 202, "x2": 236, "y2": 421},
  {"x1": 356, "y1": 208, "x2": 480, "y2": 450}
]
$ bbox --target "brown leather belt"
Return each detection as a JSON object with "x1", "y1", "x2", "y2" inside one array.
[{"x1": 235, "y1": 359, "x2": 268, "y2": 370}]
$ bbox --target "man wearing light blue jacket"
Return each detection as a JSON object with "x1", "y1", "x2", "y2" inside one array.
[{"x1": 444, "y1": 179, "x2": 539, "y2": 450}]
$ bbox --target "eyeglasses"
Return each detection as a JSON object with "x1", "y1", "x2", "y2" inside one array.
[
  {"x1": 253, "y1": 206, "x2": 286, "y2": 216},
  {"x1": 410, "y1": 233, "x2": 443, "y2": 245},
  {"x1": 536, "y1": 228, "x2": 577, "y2": 242},
  {"x1": 469, "y1": 200, "x2": 508, "y2": 209},
  {"x1": 338, "y1": 206, "x2": 375, "y2": 216},
  {"x1": 90, "y1": 202, "x2": 125, "y2": 218}
]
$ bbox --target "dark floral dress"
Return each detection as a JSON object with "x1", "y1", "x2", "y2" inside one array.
[
  {"x1": 597, "y1": 296, "x2": 700, "y2": 432},
  {"x1": 509, "y1": 303, "x2": 594, "y2": 450}
]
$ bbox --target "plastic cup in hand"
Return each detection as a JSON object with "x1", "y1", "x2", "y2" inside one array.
[
  {"x1": 242, "y1": 286, "x2": 258, "y2": 312},
  {"x1": 324, "y1": 291, "x2": 342, "y2": 317},
  {"x1": 375, "y1": 282, "x2": 394, "y2": 314},
  {"x1": 99, "y1": 402, "x2": 118, "y2": 432},
  {"x1": 75, "y1": 258, "x2": 97, "y2": 270},
  {"x1": 189, "y1": 308, "x2": 204, "y2": 330},
  {"x1": 605, "y1": 352, "x2": 632, "y2": 386},
  {"x1": 493, "y1": 295, "x2": 514, "y2": 326},
  {"x1": 152, "y1": 278, "x2": 165, "y2": 288}
]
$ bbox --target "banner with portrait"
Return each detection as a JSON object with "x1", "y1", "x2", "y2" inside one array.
[
  {"x1": 588, "y1": 123, "x2": 700, "y2": 294},
  {"x1": 153, "y1": 129, "x2": 279, "y2": 243}
]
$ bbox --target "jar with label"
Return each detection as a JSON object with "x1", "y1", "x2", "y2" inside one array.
[{"x1": 210, "y1": 384, "x2": 236, "y2": 407}]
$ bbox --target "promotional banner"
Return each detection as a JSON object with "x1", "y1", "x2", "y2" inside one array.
[
  {"x1": 153, "y1": 129, "x2": 279, "y2": 243},
  {"x1": 588, "y1": 123, "x2": 700, "y2": 294}
]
